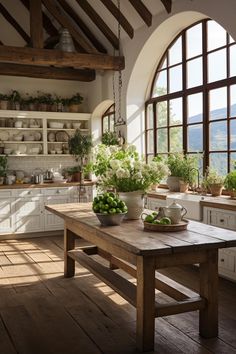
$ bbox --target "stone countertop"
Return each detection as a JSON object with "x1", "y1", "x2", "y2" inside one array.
[
  {"x1": 147, "y1": 189, "x2": 236, "y2": 211},
  {"x1": 0, "y1": 180, "x2": 95, "y2": 189}
]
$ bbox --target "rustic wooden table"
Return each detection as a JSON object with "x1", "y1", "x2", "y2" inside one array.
[{"x1": 46, "y1": 203, "x2": 236, "y2": 352}]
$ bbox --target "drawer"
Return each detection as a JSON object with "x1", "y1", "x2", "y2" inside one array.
[
  {"x1": 42, "y1": 188, "x2": 70, "y2": 196},
  {"x1": 219, "y1": 249, "x2": 235, "y2": 272},
  {"x1": 15, "y1": 189, "x2": 43, "y2": 197},
  {"x1": 0, "y1": 190, "x2": 14, "y2": 198},
  {"x1": 209, "y1": 209, "x2": 236, "y2": 230}
]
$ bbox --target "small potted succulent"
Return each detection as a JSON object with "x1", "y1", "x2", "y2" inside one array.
[
  {"x1": 0, "y1": 93, "x2": 9, "y2": 110},
  {"x1": 206, "y1": 167, "x2": 225, "y2": 196},
  {"x1": 68, "y1": 93, "x2": 83, "y2": 113},
  {"x1": 68, "y1": 130, "x2": 93, "y2": 182},
  {"x1": 0, "y1": 155, "x2": 7, "y2": 184},
  {"x1": 224, "y1": 170, "x2": 236, "y2": 199}
]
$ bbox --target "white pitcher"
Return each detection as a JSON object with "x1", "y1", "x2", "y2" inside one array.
[{"x1": 163, "y1": 200, "x2": 187, "y2": 224}]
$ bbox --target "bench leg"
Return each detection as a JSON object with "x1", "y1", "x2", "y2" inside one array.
[
  {"x1": 136, "y1": 256, "x2": 155, "y2": 352},
  {"x1": 199, "y1": 249, "x2": 218, "y2": 338},
  {"x1": 64, "y1": 228, "x2": 75, "y2": 278}
]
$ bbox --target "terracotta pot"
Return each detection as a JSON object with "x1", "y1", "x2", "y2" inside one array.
[
  {"x1": 73, "y1": 172, "x2": 83, "y2": 182},
  {"x1": 0, "y1": 100, "x2": 8, "y2": 110},
  {"x1": 69, "y1": 104, "x2": 80, "y2": 113},
  {"x1": 209, "y1": 183, "x2": 223, "y2": 197},
  {"x1": 38, "y1": 103, "x2": 48, "y2": 111},
  {"x1": 229, "y1": 190, "x2": 236, "y2": 199},
  {"x1": 167, "y1": 176, "x2": 181, "y2": 192},
  {"x1": 119, "y1": 190, "x2": 144, "y2": 220},
  {"x1": 0, "y1": 176, "x2": 4, "y2": 185},
  {"x1": 150, "y1": 184, "x2": 159, "y2": 192},
  {"x1": 179, "y1": 180, "x2": 189, "y2": 193}
]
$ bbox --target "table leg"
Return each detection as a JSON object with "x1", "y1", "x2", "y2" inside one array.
[
  {"x1": 199, "y1": 249, "x2": 218, "y2": 338},
  {"x1": 136, "y1": 256, "x2": 155, "y2": 352},
  {"x1": 64, "y1": 228, "x2": 75, "y2": 278}
]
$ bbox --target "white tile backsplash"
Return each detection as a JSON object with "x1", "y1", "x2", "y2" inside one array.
[{"x1": 7, "y1": 156, "x2": 77, "y2": 176}]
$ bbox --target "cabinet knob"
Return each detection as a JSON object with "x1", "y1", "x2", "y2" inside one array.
[
  {"x1": 27, "y1": 191, "x2": 32, "y2": 195},
  {"x1": 220, "y1": 219, "x2": 224, "y2": 223},
  {"x1": 56, "y1": 190, "x2": 60, "y2": 194},
  {"x1": 220, "y1": 258, "x2": 225, "y2": 262}
]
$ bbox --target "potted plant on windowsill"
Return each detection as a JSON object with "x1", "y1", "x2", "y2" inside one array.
[
  {"x1": 0, "y1": 155, "x2": 7, "y2": 184},
  {"x1": 68, "y1": 130, "x2": 93, "y2": 182},
  {"x1": 206, "y1": 167, "x2": 225, "y2": 197},
  {"x1": 68, "y1": 93, "x2": 83, "y2": 113},
  {"x1": 0, "y1": 93, "x2": 9, "y2": 110},
  {"x1": 224, "y1": 170, "x2": 236, "y2": 199}
]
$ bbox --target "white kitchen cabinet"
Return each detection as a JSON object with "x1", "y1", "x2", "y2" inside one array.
[
  {"x1": 15, "y1": 196, "x2": 44, "y2": 233},
  {"x1": 0, "y1": 190, "x2": 15, "y2": 233},
  {"x1": 44, "y1": 189, "x2": 70, "y2": 231},
  {"x1": 203, "y1": 206, "x2": 236, "y2": 281}
]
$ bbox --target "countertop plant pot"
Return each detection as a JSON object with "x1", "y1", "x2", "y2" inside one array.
[
  {"x1": 209, "y1": 183, "x2": 223, "y2": 197},
  {"x1": 167, "y1": 176, "x2": 181, "y2": 192}
]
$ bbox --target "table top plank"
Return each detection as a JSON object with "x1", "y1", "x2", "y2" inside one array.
[{"x1": 45, "y1": 203, "x2": 236, "y2": 256}]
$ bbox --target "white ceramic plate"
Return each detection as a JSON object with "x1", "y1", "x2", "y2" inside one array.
[
  {"x1": 18, "y1": 144, "x2": 27, "y2": 154},
  {"x1": 0, "y1": 130, "x2": 9, "y2": 141},
  {"x1": 34, "y1": 132, "x2": 42, "y2": 141}
]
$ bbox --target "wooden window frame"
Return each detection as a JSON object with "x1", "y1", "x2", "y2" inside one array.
[{"x1": 102, "y1": 103, "x2": 115, "y2": 134}]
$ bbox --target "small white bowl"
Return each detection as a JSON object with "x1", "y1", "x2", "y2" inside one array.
[
  {"x1": 14, "y1": 121, "x2": 23, "y2": 128},
  {"x1": 72, "y1": 122, "x2": 81, "y2": 129},
  {"x1": 4, "y1": 148, "x2": 12, "y2": 155},
  {"x1": 49, "y1": 122, "x2": 64, "y2": 129}
]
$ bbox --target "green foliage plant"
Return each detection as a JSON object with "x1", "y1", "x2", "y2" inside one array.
[
  {"x1": 101, "y1": 131, "x2": 119, "y2": 146},
  {"x1": 167, "y1": 153, "x2": 200, "y2": 184},
  {"x1": 224, "y1": 170, "x2": 236, "y2": 191},
  {"x1": 68, "y1": 130, "x2": 93, "y2": 172},
  {"x1": 0, "y1": 156, "x2": 7, "y2": 177},
  {"x1": 69, "y1": 93, "x2": 83, "y2": 105},
  {"x1": 206, "y1": 167, "x2": 225, "y2": 186},
  {"x1": 0, "y1": 93, "x2": 9, "y2": 101}
]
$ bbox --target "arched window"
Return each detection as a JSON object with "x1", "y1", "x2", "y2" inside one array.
[
  {"x1": 102, "y1": 104, "x2": 115, "y2": 134},
  {"x1": 145, "y1": 19, "x2": 236, "y2": 175}
]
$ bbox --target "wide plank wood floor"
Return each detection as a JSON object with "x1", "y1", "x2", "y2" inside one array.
[{"x1": 0, "y1": 235, "x2": 236, "y2": 354}]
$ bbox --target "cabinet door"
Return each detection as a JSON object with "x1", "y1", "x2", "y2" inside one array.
[
  {"x1": 15, "y1": 197, "x2": 44, "y2": 233},
  {"x1": 44, "y1": 195, "x2": 69, "y2": 230},
  {"x1": 0, "y1": 198, "x2": 15, "y2": 234}
]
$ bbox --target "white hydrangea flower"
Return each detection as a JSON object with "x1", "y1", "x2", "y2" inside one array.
[
  {"x1": 116, "y1": 168, "x2": 130, "y2": 179},
  {"x1": 133, "y1": 172, "x2": 142, "y2": 180},
  {"x1": 127, "y1": 144, "x2": 136, "y2": 153},
  {"x1": 110, "y1": 159, "x2": 121, "y2": 170}
]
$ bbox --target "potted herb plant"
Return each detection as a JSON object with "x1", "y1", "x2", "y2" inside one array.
[
  {"x1": 101, "y1": 131, "x2": 119, "y2": 146},
  {"x1": 68, "y1": 130, "x2": 93, "y2": 182},
  {"x1": 10, "y1": 90, "x2": 21, "y2": 110},
  {"x1": 224, "y1": 170, "x2": 236, "y2": 198},
  {"x1": 206, "y1": 167, "x2": 225, "y2": 196},
  {"x1": 0, "y1": 155, "x2": 7, "y2": 184},
  {"x1": 37, "y1": 92, "x2": 53, "y2": 111},
  {"x1": 0, "y1": 93, "x2": 9, "y2": 110},
  {"x1": 68, "y1": 93, "x2": 83, "y2": 113}
]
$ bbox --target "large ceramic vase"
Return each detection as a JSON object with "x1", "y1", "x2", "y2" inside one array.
[
  {"x1": 119, "y1": 191, "x2": 144, "y2": 220},
  {"x1": 167, "y1": 176, "x2": 181, "y2": 192}
]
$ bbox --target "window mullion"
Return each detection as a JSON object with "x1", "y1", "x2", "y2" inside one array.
[
  {"x1": 202, "y1": 20, "x2": 209, "y2": 171},
  {"x1": 182, "y1": 31, "x2": 187, "y2": 154}
]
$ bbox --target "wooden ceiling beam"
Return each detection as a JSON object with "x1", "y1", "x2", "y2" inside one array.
[
  {"x1": 128, "y1": 0, "x2": 152, "y2": 27},
  {"x1": 0, "y1": 62, "x2": 95, "y2": 81},
  {"x1": 20, "y1": 0, "x2": 58, "y2": 37},
  {"x1": 0, "y1": 3, "x2": 30, "y2": 44},
  {"x1": 76, "y1": 0, "x2": 119, "y2": 49},
  {"x1": 57, "y1": 0, "x2": 107, "y2": 54},
  {"x1": 42, "y1": 0, "x2": 97, "y2": 54},
  {"x1": 160, "y1": 0, "x2": 172, "y2": 13},
  {"x1": 29, "y1": 0, "x2": 43, "y2": 48},
  {"x1": 0, "y1": 45, "x2": 125, "y2": 70},
  {"x1": 100, "y1": 0, "x2": 134, "y2": 39}
]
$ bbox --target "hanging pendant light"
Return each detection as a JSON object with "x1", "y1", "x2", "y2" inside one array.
[{"x1": 58, "y1": 28, "x2": 75, "y2": 52}]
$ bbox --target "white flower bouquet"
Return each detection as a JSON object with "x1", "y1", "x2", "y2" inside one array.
[{"x1": 91, "y1": 144, "x2": 169, "y2": 192}]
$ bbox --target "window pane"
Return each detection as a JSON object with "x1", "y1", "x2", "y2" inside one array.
[
  {"x1": 208, "y1": 49, "x2": 227, "y2": 82},
  {"x1": 169, "y1": 37, "x2": 182, "y2": 66},
  {"x1": 152, "y1": 70, "x2": 167, "y2": 97},
  {"x1": 187, "y1": 93, "x2": 203, "y2": 123},
  {"x1": 147, "y1": 155, "x2": 154, "y2": 163},
  {"x1": 103, "y1": 117, "x2": 108, "y2": 132},
  {"x1": 188, "y1": 124, "x2": 203, "y2": 152},
  {"x1": 209, "y1": 87, "x2": 227, "y2": 120},
  {"x1": 186, "y1": 23, "x2": 202, "y2": 59},
  {"x1": 209, "y1": 121, "x2": 227, "y2": 151},
  {"x1": 230, "y1": 85, "x2": 236, "y2": 117},
  {"x1": 147, "y1": 130, "x2": 154, "y2": 153},
  {"x1": 187, "y1": 57, "x2": 203, "y2": 88},
  {"x1": 209, "y1": 153, "x2": 227, "y2": 176},
  {"x1": 156, "y1": 101, "x2": 167, "y2": 127},
  {"x1": 159, "y1": 56, "x2": 167, "y2": 70},
  {"x1": 230, "y1": 119, "x2": 236, "y2": 150},
  {"x1": 110, "y1": 116, "x2": 114, "y2": 131},
  {"x1": 146, "y1": 104, "x2": 154, "y2": 129},
  {"x1": 169, "y1": 65, "x2": 182, "y2": 93},
  {"x1": 169, "y1": 126, "x2": 183, "y2": 152},
  {"x1": 230, "y1": 153, "x2": 236, "y2": 171},
  {"x1": 207, "y1": 21, "x2": 227, "y2": 51},
  {"x1": 157, "y1": 128, "x2": 168, "y2": 153},
  {"x1": 169, "y1": 98, "x2": 182, "y2": 126},
  {"x1": 230, "y1": 45, "x2": 236, "y2": 77}
]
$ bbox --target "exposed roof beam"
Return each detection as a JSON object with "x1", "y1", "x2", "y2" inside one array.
[
  {"x1": 57, "y1": 0, "x2": 107, "y2": 54},
  {"x1": 0, "y1": 45, "x2": 125, "y2": 70},
  {"x1": 0, "y1": 3, "x2": 30, "y2": 44},
  {"x1": 30, "y1": 0, "x2": 43, "y2": 48},
  {"x1": 160, "y1": 0, "x2": 172, "y2": 13},
  {"x1": 100, "y1": 0, "x2": 134, "y2": 39},
  {"x1": 20, "y1": 0, "x2": 58, "y2": 37},
  {"x1": 128, "y1": 0, "x2": 152, "y2": 27},
  {"x1": 42, "y1": 0, "x2": 97, "y2": 54},
  {"x1": 44, "y1": 35, "x2": 59, "y2": 49},
  {"x1": 0, "y1": 62, "x2": 95, "y2": 81},
  {"x1": 76, "y1": 0, "x2": 119, "y2": 49}
]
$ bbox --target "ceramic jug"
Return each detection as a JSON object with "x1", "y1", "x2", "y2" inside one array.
[{"x1": 163, "y1": 200, "x2": 187, "y2": 224}]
